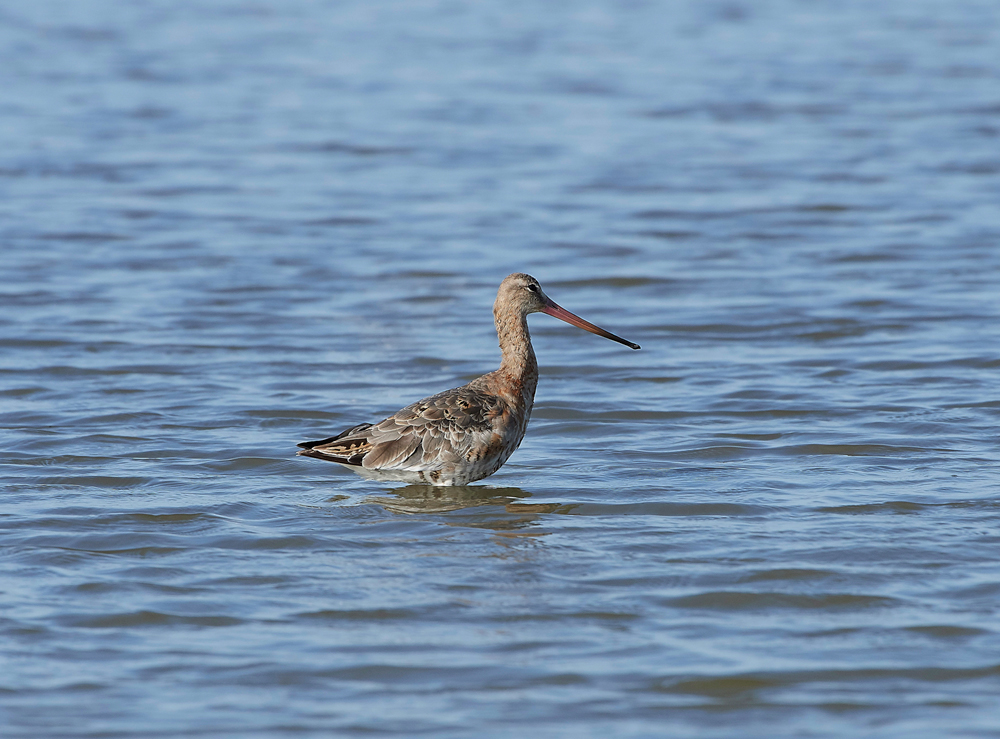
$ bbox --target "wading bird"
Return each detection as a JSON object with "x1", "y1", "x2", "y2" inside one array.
[{"x1": 297, "y1": 273, "x2": 639, "y2": 485}]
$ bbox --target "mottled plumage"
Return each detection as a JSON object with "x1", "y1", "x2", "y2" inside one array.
[{"x1": 297, "y1": 273, "x2": 639, "y2": 485}]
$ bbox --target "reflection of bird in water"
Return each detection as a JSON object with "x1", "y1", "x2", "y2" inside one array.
[
  {"x1": 297, "y1": 273, "x2": 639, "y2": 486},
  {"x1": 367, "y1": 484, "x2": 535, "y2": 515}
]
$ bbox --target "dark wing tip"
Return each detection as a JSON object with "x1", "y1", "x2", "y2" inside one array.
[
  {"x1": 297, "y1": 446, "x2": 366, "y2": 466},
  {"x1": 297, "y1": 423, "x2": 374, "y2": 450}
]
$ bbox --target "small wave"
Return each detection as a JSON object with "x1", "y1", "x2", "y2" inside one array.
[
  {"x1": 664, "y1": 591, "x2": 898, "y2": 610},
  {"x1": 37, "y1": 232, "x2": 130, "y2": 242},
  {"x1": 564, "y1": 502, "x2": 774, "y2": 517},
  {"x1": 549, "y1": 276, "x2": 676, "y2": 288},
  {"x1": 61, "y1": 610, "x2": 244, "y2": 628},
  {"x1": 655, "y1": 664, "x2": 1000, "y2": 699},
  {"x1": 33, "y1": 476, "x2": 151, "y2": 488},
  {"x1": 203, "y1": 457, "x2": 285, "y2": 472},
  {"x1": 305, "y1": 216, "x2": 379, "y2": 226},
  {"x1": 780, "y1": 444, "x2": 932, "y2": 457},
  {"x1": 818, "y1": 501, "x2": 927, "y2": 515},
  {"x1": 298, "y1": 608, "x2": 415, "y2": 621},
  {"x1": 282, "y1": 141, "x2": 413, "y2": 156}
]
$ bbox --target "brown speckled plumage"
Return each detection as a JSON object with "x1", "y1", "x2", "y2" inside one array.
[{"x1": 297, "y1": 273, "x2": 639, "y2": 486}]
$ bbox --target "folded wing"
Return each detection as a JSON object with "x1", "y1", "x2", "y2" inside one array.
[{"x1": 297, "y1": 386, "x2": 505, "y2": 473}]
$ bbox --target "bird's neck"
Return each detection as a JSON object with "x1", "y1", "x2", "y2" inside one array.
[{"x1": 494, "y1": 308, "x2": 538, "y2": 406}]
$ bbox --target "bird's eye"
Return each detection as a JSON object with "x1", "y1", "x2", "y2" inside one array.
[{"x1": 527, "y1": 284, "x2": 539, "y2": 293}]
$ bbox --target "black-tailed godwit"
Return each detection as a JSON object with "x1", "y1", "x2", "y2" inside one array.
[{"x1": 297, "y1": 273, "x2": 639, "y2": 485}]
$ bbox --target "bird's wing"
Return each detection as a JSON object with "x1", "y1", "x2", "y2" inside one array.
[
  {"x1": 296, "y1": 423, "x2": 375, "y2": 464},
  {"x1": 297, "y1": 387, "x2": 507, "y2": 471}
]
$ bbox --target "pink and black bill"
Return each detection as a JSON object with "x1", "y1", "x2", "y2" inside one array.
[{"x1": 540, "y1": 301, "x2": 640, "y2": 350}]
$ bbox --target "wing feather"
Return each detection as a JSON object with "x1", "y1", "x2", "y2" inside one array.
[{"x1": 297, "y1": 385, "x2": 508, "y2": 475}]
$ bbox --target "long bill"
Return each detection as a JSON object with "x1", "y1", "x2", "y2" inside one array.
[{"x1": 541, "y1": 301, "x2": 640, "y2": 350}]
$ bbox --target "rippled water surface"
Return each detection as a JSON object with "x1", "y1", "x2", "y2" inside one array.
[{"x1": 3, "y1": 1, "x2": 1000, "y2": 736}]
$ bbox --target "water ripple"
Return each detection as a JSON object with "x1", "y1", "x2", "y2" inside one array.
[{"x1": 3, "y1": 0, "x2": 999, "y2": 736}]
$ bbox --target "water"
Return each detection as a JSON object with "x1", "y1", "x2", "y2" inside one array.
[{"x1": 3, "y1": 0, "x2": 1000, "y2": 736}]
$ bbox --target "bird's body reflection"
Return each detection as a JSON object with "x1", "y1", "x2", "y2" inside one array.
[{"x1": 367, "y1": 484, "x2": 562, "y2": 518}]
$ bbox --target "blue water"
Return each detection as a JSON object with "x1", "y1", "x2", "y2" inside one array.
[{"x1": 3, "y1": 0, "x2": 1000, "y2": 736}]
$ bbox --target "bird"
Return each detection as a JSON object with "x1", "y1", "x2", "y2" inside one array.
[{"x1": 297, "y1": 273, "x2": 639, "y2": 486}]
